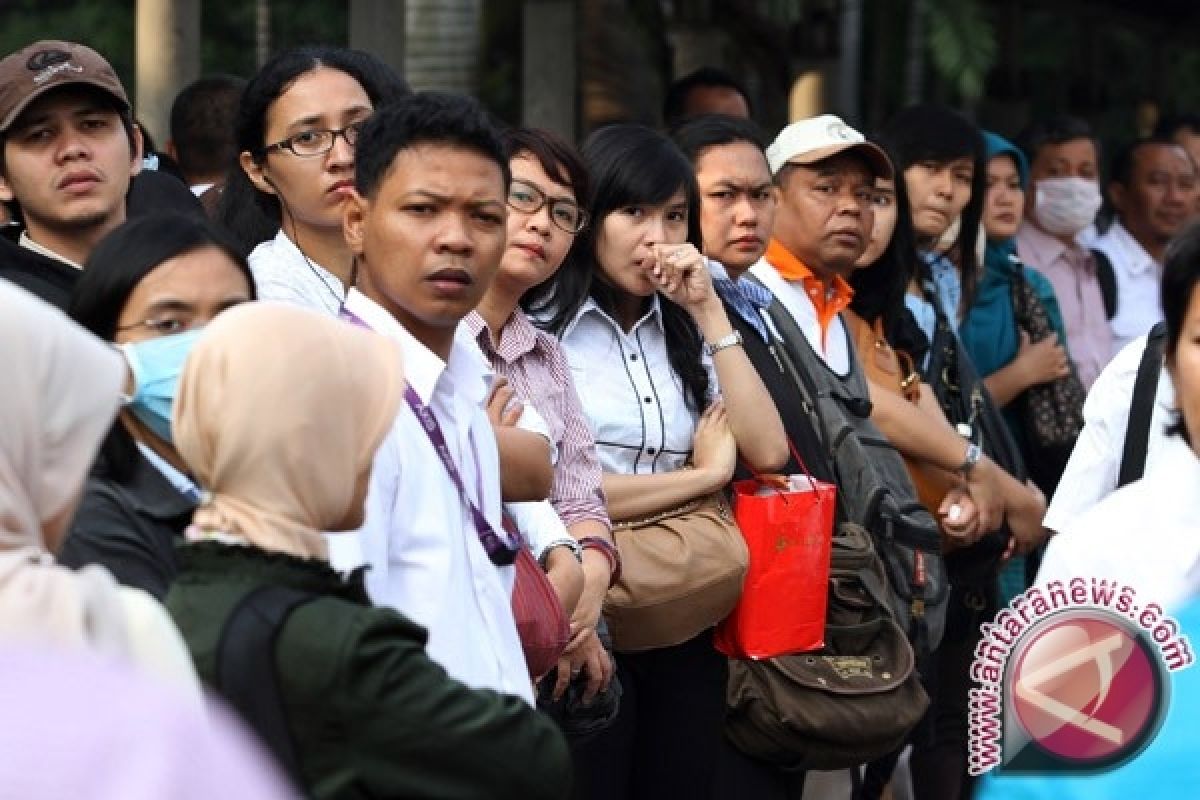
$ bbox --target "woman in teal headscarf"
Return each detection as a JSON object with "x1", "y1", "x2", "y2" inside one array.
[{"x1": 960, "y1": 131, "x2": 1071, "y2": 605}]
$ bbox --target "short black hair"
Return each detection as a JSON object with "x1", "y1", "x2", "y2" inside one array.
[
  {"x1": 71, "y1": 211, "x2": 255, "y2": 340},
  {"x1": 663, "y1": 66, "x2": 751, "y2": 127},
  {"x1": 1154, "y1": 113, "x2": 1200, "y2": 140},
  {"x1": 1109, "y1": 136, "x2": 1184, "y2": 187},
  {"x1": 169, "y1": 74, "x2": 247, "y2": 183},
  {"x1": 1161, "y1": 220, "x2": 1200, "y2": 445},
  {"x1": 354, "y1": 92, "x2": 510, "y2": 201},
  {"x1": 69, "y1": 212, "x2": 256, "y2": 485},
  {"x1": 501, "y1": 127, "x2": 589, "y2": 210},
  {"x1": 1015, "y1": 114, "x2": 1100, "y2": 169},
  {"x1": 669, "y1": 113, "x2": 767, "y2": 165}
]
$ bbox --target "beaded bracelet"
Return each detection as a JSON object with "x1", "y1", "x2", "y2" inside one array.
[{"x1": 579, "y1": 536, "x2": 622, "y2": 588}]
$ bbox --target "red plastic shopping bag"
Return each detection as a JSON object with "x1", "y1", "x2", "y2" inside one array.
[{"x1": 715, "y1": 450, "x2": 835, "y2": 659}]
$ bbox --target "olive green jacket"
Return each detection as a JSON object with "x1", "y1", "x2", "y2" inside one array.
[{"x1": 166, "y1": 543, "x2": 570, "y2": 800}]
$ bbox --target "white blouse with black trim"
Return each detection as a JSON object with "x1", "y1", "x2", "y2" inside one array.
[{"x1": 558, "y1": 296, "x2": 717, "y2": 477}]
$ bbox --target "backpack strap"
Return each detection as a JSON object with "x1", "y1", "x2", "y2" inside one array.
[
  {"x1": 214, "y1": 584, "x2": 320, "y2": 786},
  {"x1": 1118, "y1": 321, "x2": 1168, "y2": 487},
  {"x1": 1090, "y1": 248, "x2": 1118, "y2": 320}
]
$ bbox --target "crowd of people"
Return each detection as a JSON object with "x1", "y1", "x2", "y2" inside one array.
[{"x1": 1, "y1": 37, "x2": 1199, "y2": 800}]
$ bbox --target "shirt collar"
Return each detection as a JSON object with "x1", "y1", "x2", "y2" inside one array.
[
  {"x1": 343, "y1": 288, "x2": 459, "y2": 404},
  {"x1": 561, "y1": 293, "x2": 665, "y2": 341},
  {"x1": 464, "y1": 309, "x2": 540, "y2": 365},
  {"x1": 1017, "y1": 221, "x2": 1092, "y2": 272},
  {"x1": 135, "y1": 443, "x2": 202, "y2": 508},
  {"x1": 1110, "y1": 220, "x2": 1160, "y2": 276},
  {"x1": 19, "y1": 232, "x2": 82, "y2": 270},
  {"x1": 764, "y1": 238, "x2": 854, "y2": 302}
]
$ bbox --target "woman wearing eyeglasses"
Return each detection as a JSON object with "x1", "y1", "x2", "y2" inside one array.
[
  {"x1": 466, "y1": 127, "x2": 617, "y2": 707},
  {"x1": 215, "y1": 47, "x2": 408, "y2": 316},
  {"x1": 58, "y1": 213, "x2": 255, "y2": 600}
]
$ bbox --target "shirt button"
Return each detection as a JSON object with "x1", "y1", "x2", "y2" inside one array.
[
  {"x1": 644, "y1": 396, "x2": 653, "y2": 404},
  {"x1": 647, "y1": 448, "x2": 657, "y2": 455},
  {"x1": 629, "y1": 353, "x2": 638, "y2": 361}
]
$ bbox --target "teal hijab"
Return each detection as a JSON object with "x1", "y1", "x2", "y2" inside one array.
[{"x1": 961, "y1": 131, "x2": 1034, "y2": 379}]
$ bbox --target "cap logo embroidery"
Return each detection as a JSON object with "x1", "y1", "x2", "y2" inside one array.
[
  {"x1": 826, "y1": 121, "x2": 854, "y2": 141},
  {"x1": 26, "y1": 49, "x2": 70, "y2": 72}
]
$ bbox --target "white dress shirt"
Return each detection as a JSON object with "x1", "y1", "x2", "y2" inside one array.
[
  {"x1": 334, "y1": 288, "x2": 532, "y2": 703},
  {"x1": 558, "y1": 296, "x2": 716, "y2": 476},
  {"x1": 1039, "y1": 441, "x2": 1200, "y2": 613},
  {"x1": 1044, "y1": 333, "x2": 1182, "y2": 533},
  {"x1": 749, "y1": 257, "x2": 852, "y2": 376},
  {"x1": 248, "y1": 229, "x2": 346, "y2": 317},
  {"x1": 1090, "y1": 220, "x2": 1163, "y2": 356}
]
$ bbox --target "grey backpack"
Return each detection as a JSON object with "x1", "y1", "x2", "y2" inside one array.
[{"x1": 761, "y1": 297, "x2": 948, "y2": 658}]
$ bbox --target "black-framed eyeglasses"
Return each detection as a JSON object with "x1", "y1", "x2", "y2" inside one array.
[
  {"x1": 264, "y1": 122, "x2": 363, "y2": 158},
  {"x1": 507, "y1": 179, "x2": 588, "y2": 234}
]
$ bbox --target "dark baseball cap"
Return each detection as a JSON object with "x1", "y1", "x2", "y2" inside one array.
[{"x1": 0, "y1": 40, "x2": 129, "y2": 133}]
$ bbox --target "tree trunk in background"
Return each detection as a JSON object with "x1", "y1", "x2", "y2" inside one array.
[
  {"x1": 350, "y1": 0, "x2": 406, "y2": 78},
  {"x1": 522, "y1": 0, "x2": 576, "y2": 140},
  {"x1": 836, "y1": 0, "x2": 863, "y2": 125},
  {"x1": 904, "y1": 0, "x2": 926, "y2": 105},
  {"x1": 405, "y1": 0, "x2": 481, "y2": 93},
  {"x1": 135, "y1": 0, "x2": 200, "y2": 148},
  {"x1": 256, "y1": 0, "x2": 269, "y2": 69}
]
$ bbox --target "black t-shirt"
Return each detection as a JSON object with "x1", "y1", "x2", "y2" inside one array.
[{"x1": 0, "y1": 234, "x2": 78, "y2": 310}]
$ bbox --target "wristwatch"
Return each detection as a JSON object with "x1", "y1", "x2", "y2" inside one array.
[
  {"x1": 703, "y1": 330, "x2": 744, "y2": 357},
  {"x1": 957, "y1": 442, "x2": 983, "y2": 477}
]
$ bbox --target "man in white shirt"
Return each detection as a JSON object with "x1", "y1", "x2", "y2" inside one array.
[
  {"x1": 1091, "y1": 137, "x2": 1197, "y2": 354},
  {"x1": 750, "y1": 114, "x2": 892, "y2": 376},
  {"x1": 337, "y1": 93, "x2": 537, "y2": 702}
]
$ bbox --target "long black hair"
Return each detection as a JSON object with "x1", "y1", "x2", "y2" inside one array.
[
  {"x1": 879, "y1": 104, "x2": 987, "y2": 313},
  {"x1": 69, "y1": 212, "x2": 256, "y2": 484},
  {"x1": 1162, "y1": 220, "x2": 1200, "y2": 445},
  {"x1": 849, "y1": 140, "x2": 921, "y2": 343},
  {"x1": 214, "y1": 46, "x2": 409, "y2": 254},
  {"x1": 525, "y1": 123, "x2": 710, "y2": 411}
]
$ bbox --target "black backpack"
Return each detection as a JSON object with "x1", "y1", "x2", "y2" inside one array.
[
  {"x1": 1118, "y1": 321, "x2": 1169, "y2": 486},
  {"x1": 1092, "y1": 248, "x2": 1119, "y2": 320},
  {"x1": 214, "y1": 585, "x2": 319, "y2": 789},
  {"x1": 760, "y1": 297, "x2": 948, "y2": 659}
]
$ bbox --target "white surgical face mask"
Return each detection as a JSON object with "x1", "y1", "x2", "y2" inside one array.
[{"x1": 1033, "y1": 176, "x2": 1103, "y2": 236}]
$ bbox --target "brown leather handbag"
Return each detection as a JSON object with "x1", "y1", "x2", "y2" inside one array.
[
  {"x1": 843, "y1": 310, "x2": 957, "y2": 514},
  {"x1": 724, "y1": 523, "x2": 930, "y2": 770},
  {"x1": 604, "y1": 492, "x2": 748, "y2": 653}
]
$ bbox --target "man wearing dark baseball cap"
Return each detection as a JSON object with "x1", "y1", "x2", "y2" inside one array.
[{"x1": 0, "y1": 40, "x2": 143, "y2": 308}]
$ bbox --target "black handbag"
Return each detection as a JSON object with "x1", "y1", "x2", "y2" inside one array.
[
  {"x1": 1009, "y1": 264, "x2": 1086, "y2": 491},
  {"x1": 1010, "y1": 266, "x2": 1086, "y2": 446},
  {"x1": 920, "y1": 301, "x2": 1024, "y2": 587}
]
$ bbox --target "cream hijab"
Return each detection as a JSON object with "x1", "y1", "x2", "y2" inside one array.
[
  {"x1": 174, "y1": 302, "x2": 404, "y2": 559},
  {"x1": 0, "y1": 281, "x2": 129, "y2": 651}
]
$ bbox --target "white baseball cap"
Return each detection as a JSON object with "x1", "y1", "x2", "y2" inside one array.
[{"x1": 766, "y1": 114, "x2": 893, "y2": 179}]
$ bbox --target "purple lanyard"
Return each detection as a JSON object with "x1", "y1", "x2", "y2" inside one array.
[{"x1": 341, "y1": 306, "x2": 522, "y2": 567}]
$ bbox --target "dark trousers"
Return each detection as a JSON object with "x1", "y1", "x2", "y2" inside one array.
[
  {"x1": 906, "y1": 582, "x2": 992, "y2": 800},
  {"x1": 572, "y1": 630, "x2": 726, "y2": 800}
]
